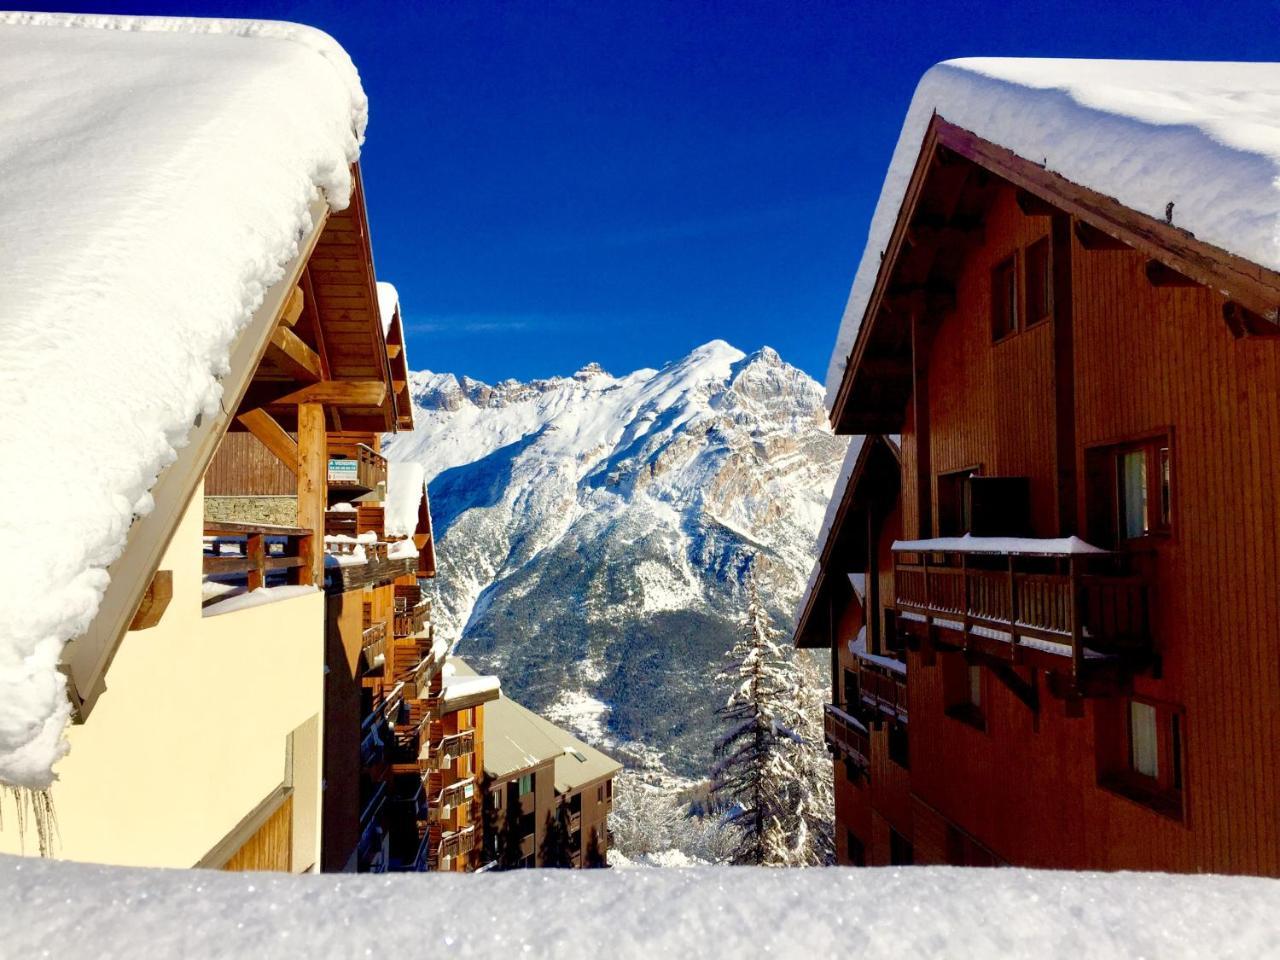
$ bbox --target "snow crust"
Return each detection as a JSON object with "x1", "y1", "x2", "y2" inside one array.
[
  {"x1": 376, "y1": 280, "x2": 399, "y2": 336},
  {"x1": 441, "y1": 674, "x2": 500, "y2": 706},
  {"x1": 5, "y1": 854, "x2": 1280, "y2": 959},
  {"x1": 200, "y1": 584, "x2": 318, "y2": 618},
  {"x1": 827, "y1": 58, "x2": 1280, "y2": 403},
  {"x1": 384, "y1": 460, "x2": 427, "y2": 538},
  {"x1": 0, "y1": 13, "x2": 366, "y2": 787},
  {"x1": 892, "y1": 534, "x2": 1108, "y2": 556}
]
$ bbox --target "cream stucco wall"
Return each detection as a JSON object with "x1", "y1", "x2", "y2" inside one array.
[{"x1": 0, "y1": 481, "x2": 324, "y2": 871}]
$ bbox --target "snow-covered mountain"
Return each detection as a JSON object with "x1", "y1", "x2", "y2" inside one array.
[{"x1": 383, "y1": 340, "x2": 846, "y2": 779}]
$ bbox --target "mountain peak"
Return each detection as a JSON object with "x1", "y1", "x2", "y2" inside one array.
[{"x1": 573, "y1": 362, "x2": 609, "y2": 381}]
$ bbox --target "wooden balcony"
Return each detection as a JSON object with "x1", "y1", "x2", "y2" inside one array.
[
  {"x1": 824, "y1": 703, "x2": 870, "y2": 768},
  {"x1": 327, "y1": 442, "x2": 387, "y2": 492},
  {"x1": 893, "y1": 541, "x2": 1152, "y2": 688},
  {"x1": 434, "y1": 730, "x2": 475, "y2": 768},
  {"x1": 394, "y1": 585, "x2": 430, "y2": 638},
  {"x1": 858, "y1": 659, "x2": 908, "y2": 724},
  {"x1": 361, "y1": 620, "x2": 388, "y2": 668},
  {"x1": 202, "y1": 521, "x2": 314, "y2": 591}
]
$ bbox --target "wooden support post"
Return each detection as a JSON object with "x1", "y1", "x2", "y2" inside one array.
[
  {"x1": 297, "y1": 401, "x2": 327, "y2": 586},
  {"x1": 867, "y1": 508, "x2": 881, "y2": 656},
  {"x1": 1008, "y1": 554, "x2": 1020, "y2": 650},
  {"x1": 1069, "y1": 555, "x2": 1083, "y2": 688},
  {"x1": 1051, "y1": 213, "x2": 1078, "y2": 537},
  {"x1": 910, "y1": 311, "x2": 933, "y2": 539},
  {"x1": 961, "y1": 552, "x2": 971, "y2": 643},
  {"x1": 246, "y1": 533, "x2": 265, "y2": 592},
  {"x1": 922, "y1": 552, "x2": 932, "y2": 630},
  {"x1": 829, "y1": 594, "x2": 840, "y2": 708}
]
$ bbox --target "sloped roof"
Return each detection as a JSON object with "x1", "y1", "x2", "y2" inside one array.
[
  {"x1": 454, "y1": 659, "x2": 621, "y2": 792},
  {"x1": 0, "y1": 13, "x2": 366, "y2": 789},
  {"x1": 827, "y1": 59, "x2": 1280, "y2": 405}
]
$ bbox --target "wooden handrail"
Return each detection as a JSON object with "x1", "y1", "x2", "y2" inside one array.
[{"x1": 203, "y1": 526, "x2": 314, "y2": 588}]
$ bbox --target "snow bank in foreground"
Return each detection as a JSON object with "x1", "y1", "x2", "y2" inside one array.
[
  {"x1": 4, "y1": 855, "x2": 1280, "y2": 959},
  {"x1": 0, "y1": 14, "x2": 366, "y2": 788},
  {"x1": 826, "y1": 59, "x2": 1280, "y2": 403}
]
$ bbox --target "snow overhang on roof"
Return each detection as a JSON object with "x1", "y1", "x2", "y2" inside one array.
[
  {"x1": 826, "y1": 58, "x2": 1280, "y2": 431},
  {"x1": 792, "y1": 435, "x2": 900, "y2": 649},
  {"x1": 0, "y1": 13, "x2": 368, "y2": 789}
]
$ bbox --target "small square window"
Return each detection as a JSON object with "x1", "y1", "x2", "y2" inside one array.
[
  {"x1": 1087, "y1": 436, "x2": 1173, "y2": 547},
  {"x1": 992, "y1": 255, "x2": 1018, "y2": 341},
  {"x1": 887, "y1": 723, "x2": 910, "y2": 769},
  {"x1": 1024, "y1": 237, "x2": 1052, "y2": 326},
  {"x1": 846, "y1": 831, "x2": 866, "y2": 867},
  {"x1": 1097, "y1": 697, "x2": 1184, "y2": 819}
]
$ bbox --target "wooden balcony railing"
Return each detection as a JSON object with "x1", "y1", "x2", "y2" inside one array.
[
  {"x1": 361, "y1": 620, "x2": 388, "y2": 666},
  {"x1": 437, "y1": 825, "x2": 476, "y2": 861},
  {"x1": 435, "y1": 730, "x2": 475, "y2": 768},
  {"x1": 824, "y1": 703, "x2": 870, "y2": 768},
  {"x1": 203, "y1": 521, "x2": 314, "y2": 589},
  {"x1": 327, "y1": 442, "x2": 387, "y2": 492},
  {"x1": 893, "y1": 544, "x2": 1151, "y2": 677},
  {"x1": 859, "y1": 660, "x2": 908, "y2": 724}
]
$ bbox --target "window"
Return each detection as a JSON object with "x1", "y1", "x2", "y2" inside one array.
[
  {"x1": 843, "y1": 757, "x2": 861, "y2": 784},
  {"x1": 937, "y1": 468, "x2": 977, "y2": 537},
  {"x1": 946, "y1": 824, "x2": 997, "y2": 867},
  {"x1": 517, "y1": 773, "x2": 534, "y2": 797},
  {"x1": 889, "y1": 829, "x2": 914, "y2": 866},
  {"x1": 992, "y1": 255, "x2": 1018, "y2": 341},
  {"x1": 1024, "y1": 237, "x2": 1052, "y2": 326},
  {"x1": 846, "y1": 831, "x2": 866, "y2": 867},
  {"x1": 1097, "y1": 696, "x2": 1185, "y2": 819},
  {"x1": 887, "y1": 723, "x2": 909, "y2": 769},
  {"x1": 943, "y1": 654, "x2": 985, "y2": 731},
  {"x1": 597, "y1": 785, "x2": 605, "y2": 802},
  {"x1": 1087, "y1": 436, "x2": 1173, "y2": 546}
]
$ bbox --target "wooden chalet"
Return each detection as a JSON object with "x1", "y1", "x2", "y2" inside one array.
[{"x1": 800, "y1": 72, "x2": 1280, "y2": 873}]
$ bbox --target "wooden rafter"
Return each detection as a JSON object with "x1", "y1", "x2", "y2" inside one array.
[
  {"x1": 270, "y1": 380, "x2": 387, "y2": 408},
  {"x1": 265, "y1": 325, "x2": 323, "y2": 382},
  {"x1": 280, "y1": 286, "x2": 305, "y2": 328},
  {"x1": 237, "y1": 407, "x2": 299, "y2": 475}
]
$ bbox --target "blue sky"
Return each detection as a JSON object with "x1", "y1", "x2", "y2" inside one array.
[{"x1": 32, "y1": 1, "x2": 1280, "y2": 382}]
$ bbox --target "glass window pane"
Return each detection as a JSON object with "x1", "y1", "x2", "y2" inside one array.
[
  {"x1": 1159, "y1": 446, "x2": 1171, "y2": 526},
  {"x1": 1129, "y1": 700, "x2": 1159, "y2": 779},
  {"x1": 1119, "y1": 451, "x2": 1149, "y2": 538},
  {"x1": 968, "y1": 665, "x2": 982, "y2": 707}
]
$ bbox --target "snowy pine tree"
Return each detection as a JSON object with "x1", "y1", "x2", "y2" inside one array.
[
  {"x1": 711, "y1": 566, "x2": 805, "y2": 865},
  {"x1": 710, "y1": 564, "x2": 835, "y2": 867}
]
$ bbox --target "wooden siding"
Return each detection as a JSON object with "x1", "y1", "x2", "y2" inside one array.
[
  {"x1": 206, "y1": 431, "x2": 297, "y2": 496},
  {"x1": 828, "y1": 173, "x2": 1280, "y2": 875},
  {"x1": 223, "y1": 795, "x2": 293, "y2": 872}
]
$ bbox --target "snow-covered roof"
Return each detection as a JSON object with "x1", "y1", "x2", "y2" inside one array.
[
  {"x1": 376, "y1": 280, "x2": 399, "y2": 336},
  {"x1": 6, "y1": 853, "x2": 1280, "y2": 958},
  {"x1": 384, "y1": 460, "x2": 428, "y2": 539},
  {"x1": 827, "y1": 58, "x2": 1280, "y2": 403},
  {"x1": 455, "y1": 658, "x2": 621, "y2": 790},
  {"x1": 0, "y1": 13, "x2": 366, "y2": 789}
]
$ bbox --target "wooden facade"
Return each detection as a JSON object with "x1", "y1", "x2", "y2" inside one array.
[{"x1": 803, "y1": 115, "x2": 1280, "y2": 874}]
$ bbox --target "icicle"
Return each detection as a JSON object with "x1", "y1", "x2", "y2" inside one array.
[{"x1": 0, "y1": 786, "x2": 59, "y2": 857}]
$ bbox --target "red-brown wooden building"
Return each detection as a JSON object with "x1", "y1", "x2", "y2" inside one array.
[{"x1": 797, "y1": 72, "x2": 1280, "y2": 874}]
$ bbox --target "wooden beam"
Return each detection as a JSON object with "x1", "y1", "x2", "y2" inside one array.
[
  {"x1": 910, "y1": 311, "x2": 933, "y2": 539},
  {"x1": 297, "y1": 401, "x2": 327, "y2": 586},
  {"x1": 265, "y1": 325, "x2": 323, "y2": 382},
  {"x1": 1051, "y1": 213, "x2": 1078, "y2": 537},
  {"x1": 1073, "y1": 220, "x2": 1128, "y2": 251},
  {"x1": 387, "y1": 343, "x2": 402, "y2": 359},
  {"x1": 1145, "y1": 260, "x2": 1198, "y2": 288},
  {"x1": 280, "y1": 286, "x2": 305, "y2": 328},
  {"x1": 128, "y1": 570, "x2": 172, "y2": 631},
  {"x1": 1223, "y1": 301, "x2": 1280, "y2": 338},
  {"x1": 270, "y1": 380, "x2": 387, "y2": 408},
  {"x1": 237, "y1": 408, "x2": 299, "y2": 475},
  {"x1": 1015, "y1": 189, "x2": 1056, "y2": 217}
]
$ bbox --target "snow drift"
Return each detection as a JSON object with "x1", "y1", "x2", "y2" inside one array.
[{"x1": 4, "y1": 853, "x2": 1280, "y2": 959}]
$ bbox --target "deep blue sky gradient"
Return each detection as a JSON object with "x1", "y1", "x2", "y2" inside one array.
[{"x1": 29, "y1": 1, "x2": 1280, "y2": 381}]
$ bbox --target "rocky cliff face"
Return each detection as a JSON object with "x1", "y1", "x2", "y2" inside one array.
[{"x1": 383, "y1": 341, "x2": 845, "y2": 778}]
